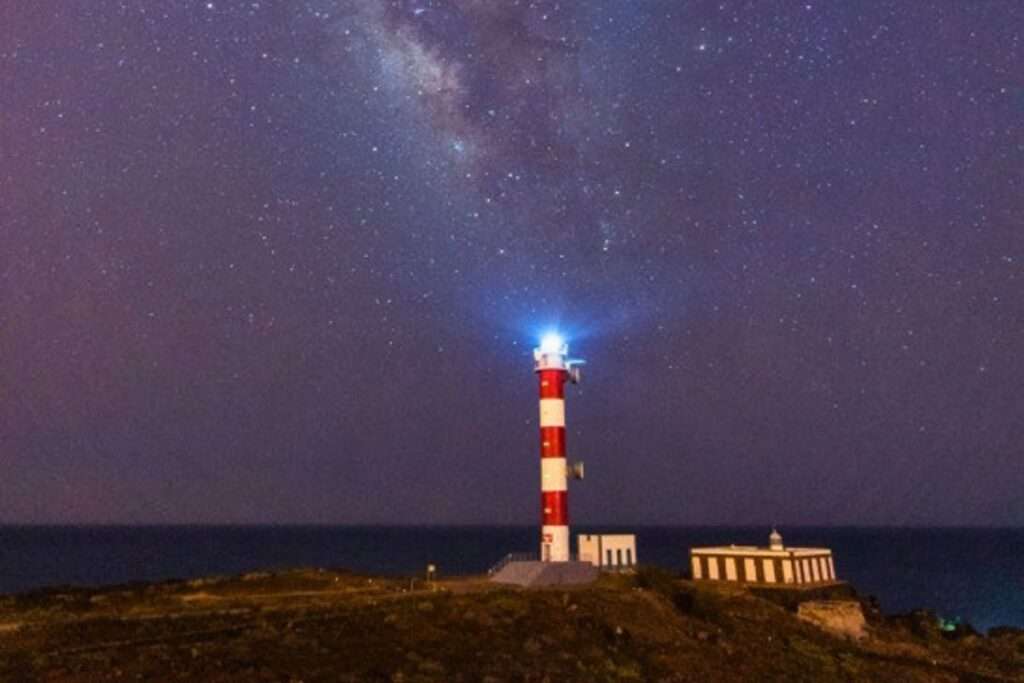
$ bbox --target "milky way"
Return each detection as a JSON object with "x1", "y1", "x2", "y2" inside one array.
[{"x1": 1, "y1": 1, "x2": 1021, "y2": 525}]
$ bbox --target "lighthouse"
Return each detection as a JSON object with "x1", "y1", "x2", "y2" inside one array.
[
  {"x1": 534, "y1": 333, "x2": 583, "y2": 562},
  {"x1": 488, "y1": 333, "x2": 632, "y2": 586}
]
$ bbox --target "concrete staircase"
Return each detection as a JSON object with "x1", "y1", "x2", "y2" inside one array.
[{"x1": 489, "y1": 560, "x2": 599, "y2": 588}]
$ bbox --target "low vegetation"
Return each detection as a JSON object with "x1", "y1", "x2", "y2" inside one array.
[{"x1": 0, "y1": 567, "x2": 1020, "y2": 681}]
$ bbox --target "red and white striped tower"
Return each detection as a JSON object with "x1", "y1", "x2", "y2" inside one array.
[{"x1": 534, "y1": 334, "x2": 582, "y2": 562}]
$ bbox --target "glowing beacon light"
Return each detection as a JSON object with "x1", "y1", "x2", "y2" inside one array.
[
  {"x1": 539, "y1": 333, "x2": 566, "y2": 355},
  {"x1": 533, "y1": 332, "x2": 584, "y2": 562}
]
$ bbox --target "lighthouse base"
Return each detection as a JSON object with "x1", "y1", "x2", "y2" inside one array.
[{"x1": 489, "y1": 561, "x2": 598, "y2": 588}]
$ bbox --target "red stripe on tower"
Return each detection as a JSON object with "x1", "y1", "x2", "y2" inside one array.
[
  {"x1": 539, "y1": 427, "x2": 565, "y2": 458},
  {"x1": 533, "y1": 333, "x2": 581, "y2": 563},
  {"x1": 538, "y1": 371, "x2": 566, "y2": 399},
  {"x1": 541, "y1": 491, "x2": 569, "y2": 526}
]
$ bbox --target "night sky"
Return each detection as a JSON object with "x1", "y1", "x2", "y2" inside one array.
[{"x1": 2, "y1": 1, "x2": 1021, "y2": 526}]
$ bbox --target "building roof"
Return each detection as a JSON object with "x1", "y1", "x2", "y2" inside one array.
[{"x1": 690, "y1": 545, "x2": 832, "y2": 558}]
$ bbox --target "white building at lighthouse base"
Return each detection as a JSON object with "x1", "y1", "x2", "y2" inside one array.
[{"x1": 578, "y1": 534, "x2": 637, "y2": 571}]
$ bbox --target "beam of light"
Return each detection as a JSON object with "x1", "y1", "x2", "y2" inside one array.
[{"x1": 539, "y1": 332, "x2": 566, "y2": 354}]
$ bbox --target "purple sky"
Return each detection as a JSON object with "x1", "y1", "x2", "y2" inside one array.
[{"x1": 2, "y1": 1, "x2": 1021, "y2": 525}]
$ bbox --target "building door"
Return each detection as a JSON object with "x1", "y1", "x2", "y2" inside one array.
[{"x1": 542, "y1": 544, "x2": 551, "y2": 562}]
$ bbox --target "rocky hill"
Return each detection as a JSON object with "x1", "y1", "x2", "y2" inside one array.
[{"x1": 0, "y1": 567, "x2": 1020, "y2": 681}]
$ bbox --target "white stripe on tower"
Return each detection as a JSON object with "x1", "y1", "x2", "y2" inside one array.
[
  {"x1": 538, "y1": 399, "x2": 565, "y2": 427},
  {"x1": 540, "y1": 457, "x2": 568, "y2": 492}
]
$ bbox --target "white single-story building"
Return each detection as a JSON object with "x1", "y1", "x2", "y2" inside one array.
[
  {"x1": 578, "y1": 534, "x2": 637, "y2": 570},
  {"x1": 690, "y1": 530, "x2": 837, "y2": 585}
]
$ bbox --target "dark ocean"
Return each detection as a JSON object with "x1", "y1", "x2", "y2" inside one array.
[{"x1": 0, "y1": 526, "x2": 1020, "y2": 631}]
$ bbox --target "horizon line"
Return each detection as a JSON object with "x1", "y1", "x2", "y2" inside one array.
[{"x1": 0, "y1": 522, "x2": 1021, "y2": 530}]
